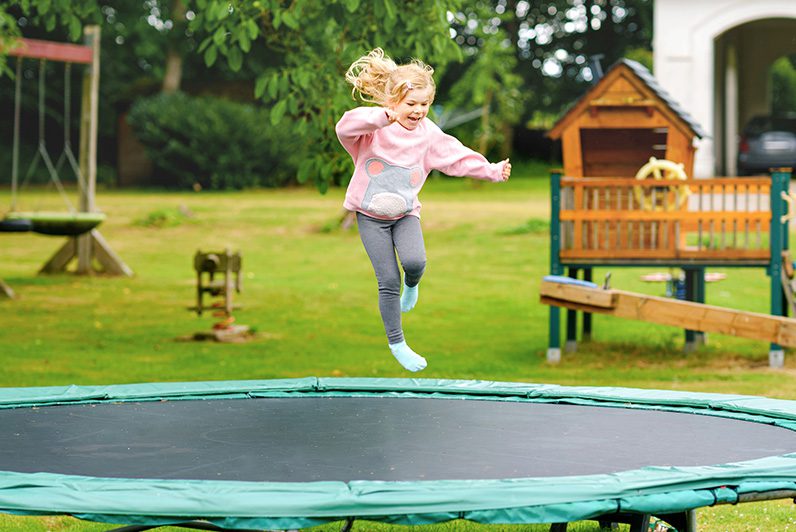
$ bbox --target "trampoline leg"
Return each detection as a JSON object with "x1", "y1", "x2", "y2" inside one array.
[
  {"x1": 340, "y1": 517, "x2": 355, "y2": 532},
  {"x1": 686, "y1": 509, "x2": 697, "y2": 532},
  {"x1": 656, "y1": 510, "x2": 696, "y2": 532},
  {"x1": 628, "y1": 514, "x2": 651, "y2": 532},
  {"x1": 549, "y1": 523, "x2": 568, "y2": 531}
]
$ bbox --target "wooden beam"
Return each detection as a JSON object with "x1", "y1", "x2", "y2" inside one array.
[
  {"x1": 540, "y1": 279, "x2": 796, "y2": 348},
  {"x1": 4, "y1": 37, "x2": 93, "y2": 64},
  {"x1": 38, "y1": 230, "x2": 133, "y2": 277},
  {"x1": 0, "y1": 278, "x2": 15, "y2": 299}
]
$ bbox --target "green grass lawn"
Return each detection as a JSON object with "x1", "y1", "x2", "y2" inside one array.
[{"x1": 1, "y1": 170, "x2": 795, "y2": 530}]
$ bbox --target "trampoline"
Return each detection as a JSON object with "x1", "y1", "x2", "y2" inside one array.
[{"x1": 1, "y1": 378, "x2": 796, "y2": 532}]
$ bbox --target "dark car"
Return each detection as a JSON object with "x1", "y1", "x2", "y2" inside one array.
[{"x1": 737, "y1": 115, "x2": 796, "y2": 175}]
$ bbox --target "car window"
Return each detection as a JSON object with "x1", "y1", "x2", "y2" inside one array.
[
  {"x1": 770, "y1": 118, "x2": 796, "y2": 133},
  {"x1": 744, "y1": 116, "x2": 796, "y2": 135}
]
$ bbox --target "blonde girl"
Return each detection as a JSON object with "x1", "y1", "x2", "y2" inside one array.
[{"x1": 336, "y1": 48, "x2": 511, "y2": 372}]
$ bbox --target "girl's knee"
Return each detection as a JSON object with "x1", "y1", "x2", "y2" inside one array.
[{"x1": 403, "y1": 258, "x2": 426, "y2": 278}]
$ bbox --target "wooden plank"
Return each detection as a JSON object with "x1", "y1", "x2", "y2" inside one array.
[
  {"x1": 560, "y1": 248, "x2": 770, "y2": 260},
  {"x1": 560, "y1": 177, "x2": 769, "y2": 187},
  {"x1": 562, "y1": 127, "x2": 583, "y2": 177},
  {"x1": 560, "y1": 211, "x2": 768, "y2": 222},
  {"x1": 540, "y1": 280, "x2": 796, "y2": 347},
  {"x1": 589, "y1": 99, "x2": 658, "y2": 107},
  {"x1": 576, "y1": 110, "x2": 671, "y2": 129},
  {"x1": 4, "y1": 37, "x2": 93, "y2": 64},
  {"x1": 91, "y1": 230, "x2": 134, "y2": 276},
  {"x1": 39, "y1": 238, "x2": 77, "y2": 274},
  {"x1": 539, "y1": 281, "x2": 618, "y2": 309},
  {"x1": 583, "y1": 161, "x2": 649, "y2": 179},
  {"x1": 572, "y1": 184, "x2": 583, "y2": 251}
]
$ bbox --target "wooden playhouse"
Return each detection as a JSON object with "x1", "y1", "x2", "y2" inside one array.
[
  {"x1": 543, "y1": 59, "x2": 792, "y2": 368},
  {"x1": 548, "y1": 58, "x2": 706, "y2": 179}
]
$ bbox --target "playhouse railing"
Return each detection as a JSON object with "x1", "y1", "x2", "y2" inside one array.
[
  {"x1": 556, "y1": 176, "x2": 781, "y2": 262},
  {"x1": 547, "y1": 169, "x2": 792, "y2": 367}
]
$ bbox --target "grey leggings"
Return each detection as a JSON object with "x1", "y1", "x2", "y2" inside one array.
[{"x1": 357, "y1": 212, "x2": 426, "y2": 344}]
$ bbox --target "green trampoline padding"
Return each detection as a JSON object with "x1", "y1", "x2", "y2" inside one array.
[
  {"x1": 3, "y1": 211, "x2": 105, "y2": 236},
  {"x1": 1, "y1": 377, "x2": 796, "y2": 530}
]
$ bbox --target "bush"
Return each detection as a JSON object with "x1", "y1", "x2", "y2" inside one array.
[{"x1": 127, "y1": 92, "x2": 298, "y2": 189}]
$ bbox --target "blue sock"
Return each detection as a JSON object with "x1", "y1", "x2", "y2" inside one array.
[
  {"x1": 389, "y1": 341, "x2": 427, "y2": 372},
  {"x1": 400, "y1": 283, "x2": 419, "y2": 313}
]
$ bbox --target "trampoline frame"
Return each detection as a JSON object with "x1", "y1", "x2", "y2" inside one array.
[{"x1": 1, "y1": 377, "x2": 796, "y2": 531}]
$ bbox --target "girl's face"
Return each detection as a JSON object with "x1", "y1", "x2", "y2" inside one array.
[{"x1": 390, "y1": 87, "x2": 433, "y2": 130}]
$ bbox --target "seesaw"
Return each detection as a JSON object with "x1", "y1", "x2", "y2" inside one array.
[{"x1": 540, "y1": 275, "x2": 796, "y2": 348}]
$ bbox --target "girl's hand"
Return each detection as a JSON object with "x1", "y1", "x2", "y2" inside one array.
[
  {"x1": 501, "y1": 158, "x2": 512, "y2": 181},
  {"x1": 384, "y1": 108, "x2": 399, "y2": 123}
]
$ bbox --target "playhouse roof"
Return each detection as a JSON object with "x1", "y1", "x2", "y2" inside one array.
[{"x1": 548, "y1": 58, "x2": 707, "y2": 140}]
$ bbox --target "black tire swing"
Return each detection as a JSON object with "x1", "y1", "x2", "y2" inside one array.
[{"x1": 2, "y1": 54, "x2": 105, "y2": 236}]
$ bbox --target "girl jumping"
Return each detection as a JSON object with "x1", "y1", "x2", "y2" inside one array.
[{"x1": 336, "y1": 48, "x2": 511, "y2": 372}]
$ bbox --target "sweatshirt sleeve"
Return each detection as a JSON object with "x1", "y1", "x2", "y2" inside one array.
[
  {"x1": 335, "y1": 106, "x2": 391, "y2": 158},
  {"x1": 425, "y1": 123, "x2": 504, "y2": 181}
]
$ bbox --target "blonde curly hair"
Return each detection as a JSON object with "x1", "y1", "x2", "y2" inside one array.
[{"x1": 344, "y1": 48, "x2": 436, "y2": 106}]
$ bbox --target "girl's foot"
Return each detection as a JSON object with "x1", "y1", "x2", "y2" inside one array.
[
  {"x1": 389, "y1": 341, "x2": 427, "y2": 372},
  {"x1": 400, "y1": 283, "x2": 419, "y2": 313}
]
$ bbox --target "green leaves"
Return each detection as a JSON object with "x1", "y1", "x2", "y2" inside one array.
[
  {"x1": 270, "y1": 99, "x2": 287, "y2": 125},
  {"x1": 5, "y1": 0, "x2": 467, "y2": 192},
  {"x1": 342, "y1": 0, "x2": 360, "y2": 13},
  {"x1": 203, "y1": 45, "x2": 217, "y2": 67}
]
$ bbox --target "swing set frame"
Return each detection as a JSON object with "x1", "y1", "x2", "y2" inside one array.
[{"x1": 2, "y1": 26, "x2": 131, "y2": 298}]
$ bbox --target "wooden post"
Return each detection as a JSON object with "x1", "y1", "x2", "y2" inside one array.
[
  {"x1": 548, "y1": 171, "x2": 563, "y2": 363},
  {"x1": 76, "y1": 25, "x2": 100, "y2": 274},
  {"x1": 682, "y1": 267, "x2": 706, "y2": 351}
]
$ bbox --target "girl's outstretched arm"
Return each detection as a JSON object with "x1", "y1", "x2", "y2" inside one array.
[{"x1": 427, "y1": 124, "x2": 507, "y2": 182}]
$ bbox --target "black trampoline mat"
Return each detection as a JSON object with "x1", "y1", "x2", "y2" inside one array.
[{"x1": 2, "y1": 396, "x2": 795, "y2": 482}]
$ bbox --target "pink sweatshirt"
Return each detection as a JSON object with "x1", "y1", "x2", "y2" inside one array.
[{"x1": 336, "y1": 106, "x2": 505, "y2": 220}]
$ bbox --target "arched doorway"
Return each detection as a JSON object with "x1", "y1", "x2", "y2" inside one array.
[{"x1": 715, "y1": 18, "x2": 796, "y2": 175}]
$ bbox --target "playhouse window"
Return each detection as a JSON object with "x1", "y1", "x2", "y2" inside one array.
[{"x1": 580, "y1": 128, "x2": 668, "y2": 177}]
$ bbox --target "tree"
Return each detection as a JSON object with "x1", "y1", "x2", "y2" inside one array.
[
  {"x1": 191, "y1": 0, "x2": 464, "y2": 192},
  {"x1": 2, "y1": 0, "x2": 655, "y2": 191},
  {"x1": 449, "y1": 0, "x2": 653, "y2": 124},
  {"x1": 445, "y1": 6, "x2": 526, "y2": 159},
  {"x1": 771, "y1": 55, "x2": 796, "y2": 116}
]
